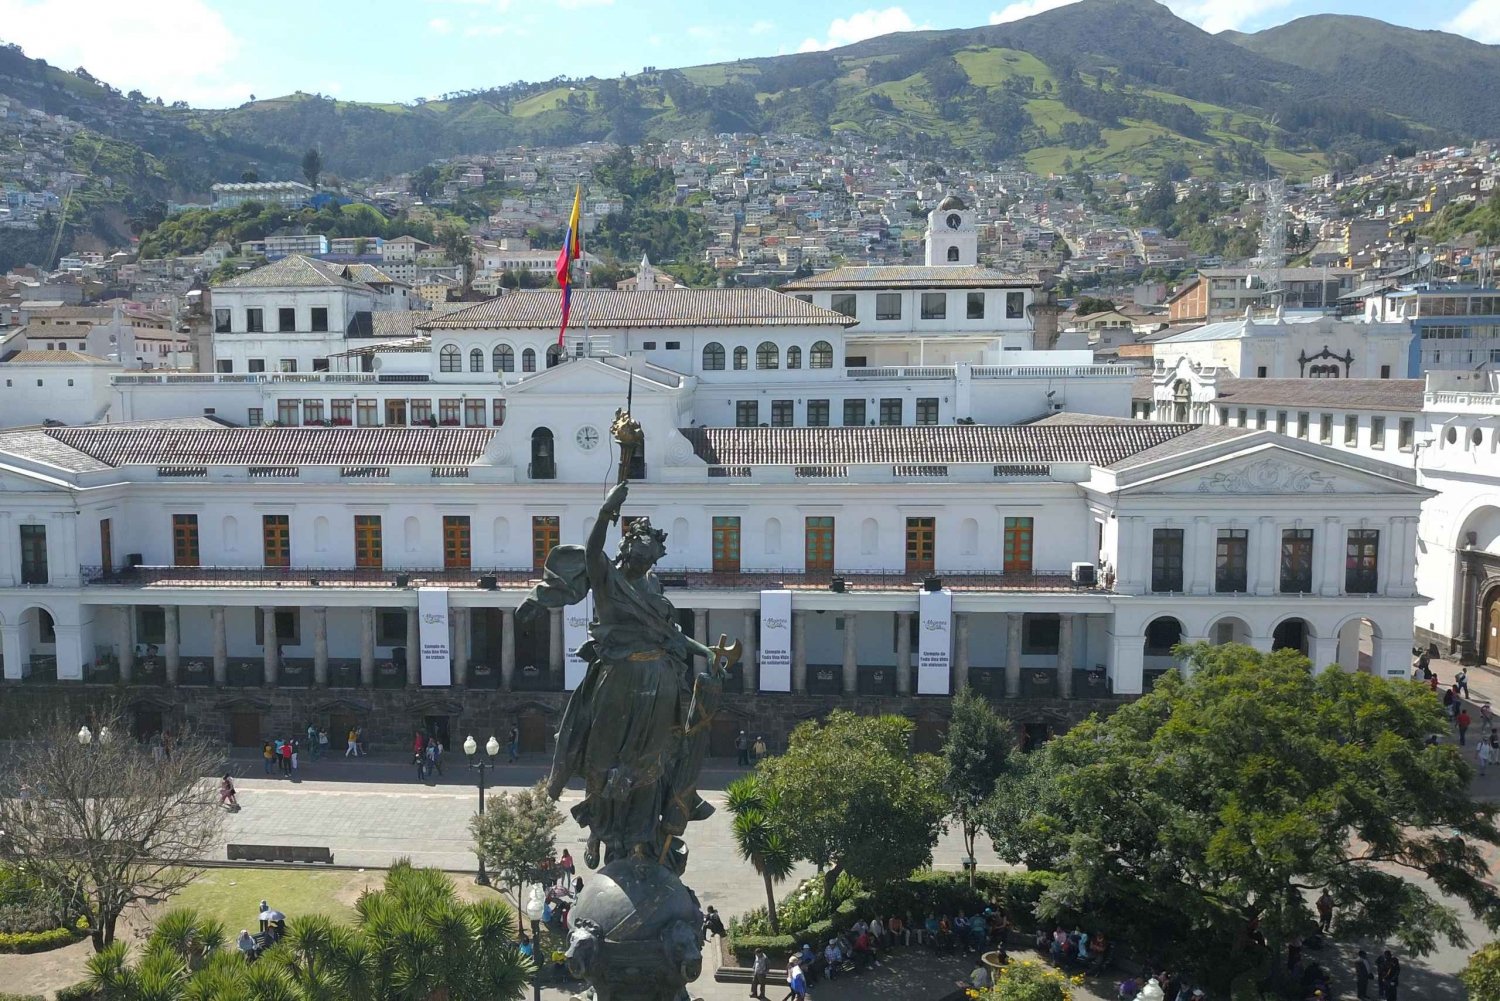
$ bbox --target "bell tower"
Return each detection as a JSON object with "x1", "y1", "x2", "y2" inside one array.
[{"x1": 925, "y1": 194, "x2": 977, "y2": 266}]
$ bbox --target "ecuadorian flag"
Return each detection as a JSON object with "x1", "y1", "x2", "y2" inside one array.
[{"x1": 556, "y1": 185, "x2": 582, "y2": 344}]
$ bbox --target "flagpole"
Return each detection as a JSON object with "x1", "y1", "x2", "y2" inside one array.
[{"x1": 580, "y1": 184, "x2": 590, "y2": 359}]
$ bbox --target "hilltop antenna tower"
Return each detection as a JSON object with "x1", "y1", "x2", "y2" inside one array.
[{"x1": 1255, "y1": 177, "x2": 1286, "y2": 312}]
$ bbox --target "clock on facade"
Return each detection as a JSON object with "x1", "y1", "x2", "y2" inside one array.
[
  {"x1": 575, "y1": 425, "x2": 600, "y2": 451},
  {"x1": 946, "y1": 213, "x2": 962, "y2": 230}
]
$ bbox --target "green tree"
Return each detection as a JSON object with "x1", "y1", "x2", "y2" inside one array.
[
  {"x1": 302, "y1": 147, "x2": 322, "y2": 189},
  {"x1": 725, "y1": 774, "x2": 797, "y2": 932},
  {"x1": 1001, "y1": 643, "x2": 1500, "y2": 992},
  {"x1": 940, "y1": 688, "x2": 1015, "y2": 884},
  {"x1": 1464, "y1": 941, "x2": 1500, "y2": 1001},
  {"x1": 437, "y1": 223, "x2": 474, "y2": 291},
  {"x1": 757, "y1": 711, "x2": 947, "y2": 901},
  {"x1": 86, "y1": 864, "x2": 530, "y2": 1001},
  {"x1": 240, "y1": 168, "x2": 259, "y2": 183},
  {"x1": 470, "y1": 782, "x2": 564, "y2": 933},
  {"x1": 1072, "y1": 296, "x2": 1116, "y2": 317}
]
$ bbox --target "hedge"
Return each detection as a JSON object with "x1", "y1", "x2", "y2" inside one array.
[
  {"x1": 0, "y1": 993, "x2": 46, "y2": 1001},
  {"x1": 55, "y1": 984, "x2": 96, "y2": 1001},
  {"x1": 0, "y1": 917, "x2": 89, "y2": 954},
  {"x1": 726, "y1": 869, "x2": 1056, "y2": 966}
]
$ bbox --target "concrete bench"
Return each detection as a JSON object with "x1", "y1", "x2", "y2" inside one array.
[{"x1": 227, "y1": 843, "x2": 334, "y2": 864}]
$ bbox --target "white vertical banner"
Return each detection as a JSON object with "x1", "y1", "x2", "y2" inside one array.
[
  {"x1": 417, "y1": 587, "x2": 452, "y2": 686},
  {"x1": 563, "y1": 593, "x2": 594, "y2": 691},
  {"x1": 917, "y1": 588, "x2": 953, "y2": 695},
  {"x1": 758, "y1": 589, "x2": 792, "y2": 692}
]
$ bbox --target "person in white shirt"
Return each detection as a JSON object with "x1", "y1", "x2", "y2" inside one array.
[{"x1": 1479, "y1": 737, "x2": 1493, "y2": 776}]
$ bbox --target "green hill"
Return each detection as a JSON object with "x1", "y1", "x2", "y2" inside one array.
[{"x1": 1224, "y1": 14, "x2": 1500, "y2": 141}]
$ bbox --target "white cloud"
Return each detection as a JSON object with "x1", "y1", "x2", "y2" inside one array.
[
  {"x1": 0, "y1": 0, "x2": 253, "y2": 107},
  {"x1": 428, "y1": 17, "x2": 453, "y2": 33},
  {"x1": 988, "y1": 0, "x2": 1078, "y2": 25},
  {"x1": 750, "y1": 19, "x2": 776, "y2": 35},
  {"x1": 987, "y1": 0, "x2": 1293, "y2": 33},
  {"x1": 798, "y1": 6, "x2": 923, "y2": 52},
  {"x1": 1447, "y1": 0, "x2": 1500, "y2": 43}
]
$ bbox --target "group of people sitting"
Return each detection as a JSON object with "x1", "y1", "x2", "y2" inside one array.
[
  {"x1": 925, "y1": 909, "x2": 1011, "y2": 954},
  {"x1": 235, "y1": 900, "x2": 287, "y2": 961},
  {"x1": 1039, "y1": 924, "x2": 1114, "y2": 973},
  {"x1": 790, "y1": 921, "x2": 884, "y2": 984}
]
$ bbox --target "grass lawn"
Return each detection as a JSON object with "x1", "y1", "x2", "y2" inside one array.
[{"x1": 162, "y1": 868, "x2": 380, "y2": 932}]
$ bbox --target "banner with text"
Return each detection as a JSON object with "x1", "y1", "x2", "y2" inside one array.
[
  {"x1": 916, "y1": 588, "x2": 953, "y2": 695},
  {"x1": 417, "y1": 587, "x2": 452, "y2": 687},
  {"x1": 563, "y1": 593, "x2": 594, "y2": 691},
  {"x1": 759, "y1": 589, "x2": 792, "y2": 692}
]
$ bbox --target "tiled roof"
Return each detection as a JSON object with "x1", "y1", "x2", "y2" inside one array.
[
  {"x1": 345, "y1": 263, "x2": 403, "y2": 286},
  {"x1": 0, "y1": 417, "x2": 228, "y2": 473},
  {"x1": 42, "y1": 427, "x2": 494, "y2": 467},
  {"x1": 4, "y1": 349, "x2": 117, "y2": 365},
  {"x1": 1212, "y1": 378, "x2": 1424, "y2": 412},
  {"x1": 1106, "y1": 424, "x2": 1258, "y2": 470},
  {"x1": 217, "y1": 255, "x2": 365, "y2": 290},
  {"x1": 780, "y1": 265, "x2": 1039, "y2": 290},
  {"x1": 419, "y1": 287, "x2": 851, "y2": 330},
  {"x1": 678, "y1": 420, "x2": 1196, "y2": 467}
]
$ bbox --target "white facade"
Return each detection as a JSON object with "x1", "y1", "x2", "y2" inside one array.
[
  {"x1": 0, "y1": 354, "x2": 119, "y2": 426},
  {"x1": 1150, "y1": 313, "x2": 1412, "y2": 382}
]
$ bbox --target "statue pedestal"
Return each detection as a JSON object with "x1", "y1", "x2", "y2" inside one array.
[{"x1": 566, "y1": 857, "x2": 705, "y2": 1001}]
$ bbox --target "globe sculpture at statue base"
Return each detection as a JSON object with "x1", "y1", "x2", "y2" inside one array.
[{"x1": 517, "y1": 409, "x2": 737, "y2": 1001}]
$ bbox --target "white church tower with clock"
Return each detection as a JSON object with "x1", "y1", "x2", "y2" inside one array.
[{"x1": 925, "y1": 193, "x2": 978, "y2": 266}]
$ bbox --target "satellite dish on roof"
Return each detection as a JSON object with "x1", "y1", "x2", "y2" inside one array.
[{"x1": 1417, "y1": 253, "x2": 1434, "y2": 269}]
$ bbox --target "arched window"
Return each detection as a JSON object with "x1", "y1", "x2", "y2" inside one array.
[
  {"x1": 733, "y1": 346, "x2": 748, "y2": 371},
  {"x1": 546, "y1": 344, "x2": 563, "y2": 369},
  {"x1": 530, "y1": 427, "x2": 555, "y2": 480},
  {"x1": 786, "y1": 345, "x2": 802, "y2": 369},
  {"x1": 439, "y1": 344, "x2": 461, "y2": 372},
  {"x1": 810, "y1": 340, "x2": 833, "y2": 369},
  {"x1": 493, "y1": 344, "x2": 514, "y2": 372},
  {"x1": 702, "y1": 342, "x2": 725, "y2": 371},
  {"x1": 522, "y1": 348, "x2": 537, "y2": 372},
  {"x1": 946, "y1": 246, "x2": 960, "y2": 262},
  {"x1": 756, "y1": 341, "x2": 779, "y2": 370},
  {"x1": 469, "y1": 348, "x2": 484, "y2": 372}
]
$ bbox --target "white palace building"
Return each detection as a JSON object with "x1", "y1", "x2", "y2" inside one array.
[{"x1": 0, "y1": 203, "x2": 1428, "y2": 751}]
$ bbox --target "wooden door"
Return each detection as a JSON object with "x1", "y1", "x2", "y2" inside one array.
[
  {"x1": 518, "y1": 712, "x2": 549, "y2": 753},
  {"x1": 229, "y1": 711, "x2": 261, "y2": 748},
  {"x1": 133, "y1": 709, "x2": 163, "y2": 742},
  {"x1": 1487, "y1": 596, "x2": 1500, "y2": 667},
  {"x1": 100, "y1": 518, "x2": 113, "y2": 575},
  {"x1": 712, "y1": 517, "x2": 741, "y2": 574},
  {"x1": 905, "y1": 518, "x2": 934, "y2": 574}
]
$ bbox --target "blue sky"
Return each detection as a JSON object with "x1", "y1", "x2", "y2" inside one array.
[{"x1": 0, "y1": 0, "x2": 1495, "y2": 108}]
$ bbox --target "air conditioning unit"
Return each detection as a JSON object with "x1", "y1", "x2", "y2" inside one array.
[
  {"x1": 1049, "y1": 401, "x2": 1065, "y2": 412},
  {"x1": 1070, "y1": 562, "x2": 1097, "y2": 586}
]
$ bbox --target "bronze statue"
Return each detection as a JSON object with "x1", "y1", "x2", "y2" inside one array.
[{"x1": 517, "y1": 410, "x2": 740, "y2": 1001}]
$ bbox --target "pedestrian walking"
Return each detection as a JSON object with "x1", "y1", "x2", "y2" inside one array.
[
  {"x1": 1480, "y1": 738, "x2": 1493, "y2": 776},
  {"x1": 290, "y1": 741, "x2": 299, "y2": 776},
  {"x1": 1355, "y1": 949, "x2": 1373, "y2": 999},
  {"x1": 319, "y1": 728, "x2": 329, "y2": 758},
  {"x1": 750, "y1": 948, "x2": 769, "y2": 998},
  {"x1": 1458, "y1": 707, "x2": 1472, "y2": 746},
  {"x1": 1316, "y1": 889, "x2": 1334, "y2": 933},
  {"x1": 262, "y1": 740, "x2": 275, "y2": 774},
  {"x1": 735, "y1": 730, "x2": 750, "y2": 767},
  {"x1": 356, "y1": 726, "x2": 366, "y2": 755},
  {"x1": 426, "y1": 739, "x2": 442, "y2": 776},
  {"x1": 1458, "y1": 668, "x2": 1470, "y2": 698},
  {"x1": 754, "y1": 734, "x2": 768, "y2": 761},
  {"x1": 346, "y1": 727, "x2": 359, "y2": 757},
  {"x1": 279, "y1": 738, "x2": 293, "y2": 774},
  {"x1": 306, "y1": 724, "x2": 319, "y2": 760},
  {"x1": 508, "y1": 724, "x2": 519, "y2": 763},
  {"x1": 219, "y1": 775, "x2": 238, "y2": 811}
]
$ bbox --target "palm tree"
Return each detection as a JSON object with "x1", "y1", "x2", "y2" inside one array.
[{"x1": 726, "y1": 774, "x2": 796, "y2": 933}]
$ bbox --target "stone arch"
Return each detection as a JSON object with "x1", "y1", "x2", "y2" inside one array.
[
  {"x1": 493, "y1": 344, "x2": 514, "y2": 372},
  {"x1": 1270, "y1": 615, "x2": 1315, "y2": 656},
  {"x1": 403, "y1": 516, "x2": 420, "y2": 554},
  {"x1": 764, "y1": 517, "x2": 781, "y2": 556},
  {"x1": 546, "y1": 343, "x2": 563, "y2": 368},
  {"x1": 439, "y1": 343, "x2": 461, "y2": 372},
  {"x1": 469, "y1": 348, "x2": 484, "y2": 373},
  {"x1": 1334, "y1": 614, "x2": 1381, "y2": 674},
  {"x1": 755, "y1": 341, "x2": 779, "y2": 370},
  {"x1": 16, "y1": 604, "x2": 58, "y2": 677},
  {"x1": 492, "y1": 516, "x2": 510, "y2": 554},
  {"x1": 313, "y1": 516, "x2": 330, "y2": 553},
  {"x1": 222, "y1": 515, "x2": 238, "y2": 552},
  {"x1": 860, "y1": 517, "x2": 878, "y2": 556},
  {"x1": 960, "y1": 518, "x2": 979, "y2": 556},
  {"x1": 1205, "y1": 615, "x2": 1252, "y2": 646},
  {"x1": 522, "y1": 347, "x2": 537, "y2": 372},
  {"x1": 1143, "y1": 615, "x2": 1185, "y2": 685}
]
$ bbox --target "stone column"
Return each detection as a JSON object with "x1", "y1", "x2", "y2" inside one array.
[
  {"x1": 549, "y1": 607, "x2": 564, "y2": 679},
  {"x1": 311, "y1": 607, "x2": 328, "y2": 686},
  {"x1": 895, "y1": 611, "x2": 912, "y2": 696},
  {"x1": 117, "y1": 606, "x2": 134, "y2": 683},
  {"x1": 1190, "y1": 517, "x2": 1212, "y2": 595},
  {"x1": 1005, "y1": 612, "x2": 1023, "y2": 698},
  {"x1": 741, "y1": 608, "x2": 758, "y2": 693},
  {"x1": 1320, "y1": 517, "x2": 1343, "y2": 596},
  {"x1": 500, "y1": 608, "x2": 516, "y2": 691},
  {"x1": 405, "y1": 605, "x2": 420, "y2": 687},
  {"x1": 1, "y1": 624, "x2": 23, "y2": 681},
  {"x1": 1254, "y1": 516, "x2": 1278, "y2": 595},
  {"x1": 952, "y1": 612, "x2": 970, "y2": 694},
  {"x1": 210, "y1": 606, "x2": 227, "y2": 687},
  {"x1": 0, "y1": 511, "x2": 13, "y2": 587},
  {"x1": 453, "y1": 607, "x2": 469, "y2": 687},
  {"x1": 260, "y1": 606, "x2": 279, "y2": 686},
  {"x1": 1057, "y1": 613, "x2": 1076, "y2": 699},
  {"x1": 792, "y1": 610, "x2": 807, "y2": 693},
  {"x1": 841, "y1": 611, "x2": 858, "y2": 695},
  {"x1": 163, "y1": 605, "x2": 180, "y2": 686},
  {"x1": 693, "y1": 608, "x2": 708, "y2": 644},
  {"x1": 360, "y1": 607, "x2": 376, "y2": 687},
  {"x1": 1110, "y1": 631, "x2": 1144, "y2": 695}
]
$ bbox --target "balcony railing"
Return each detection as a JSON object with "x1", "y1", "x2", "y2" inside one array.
[
  {"x1": 78, "y1": 565, "x2": 1108, "y2": 593},
  {"x1": 112, "y1": 373, "x2": 383, "y2": 386}
]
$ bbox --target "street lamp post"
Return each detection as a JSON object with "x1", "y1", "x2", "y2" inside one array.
[
  {"x1": 524, "y1": 886, "x2": 546, "y2": 1001},
  {"x1": 463, "y1": 734, "x2": 501, "y2": 886}
]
